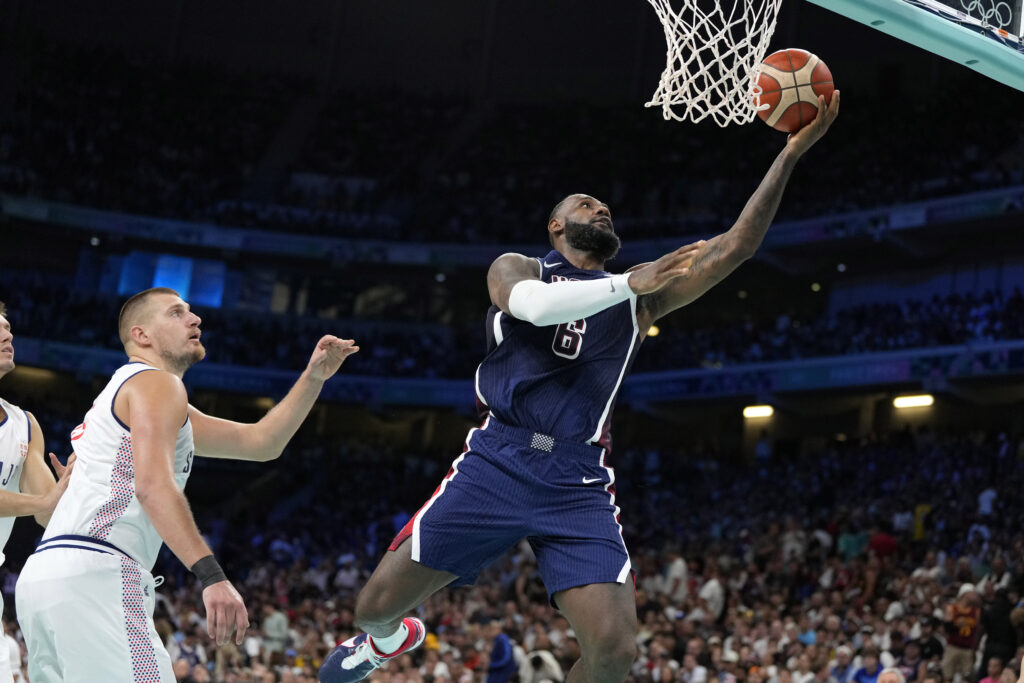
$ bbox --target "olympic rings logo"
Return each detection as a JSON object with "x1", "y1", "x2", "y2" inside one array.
[{"x1": 960, "y1": 0, "x2": 1013, "y2": 27}]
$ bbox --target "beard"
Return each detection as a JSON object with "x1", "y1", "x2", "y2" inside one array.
[
  {"x1": 564, "y1": 220, "x2": 621, "y2": 262},
  {"x1": 161, "y1": 343, "x2": 206, "y2": 374}
]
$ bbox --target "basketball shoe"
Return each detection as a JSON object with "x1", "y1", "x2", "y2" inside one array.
[{"x1": 319, "y1": 617, "x2": 426, "y2": 682}]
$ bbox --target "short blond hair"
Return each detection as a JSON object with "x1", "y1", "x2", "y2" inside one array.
[
  {"x1": 117, "y1": 288, "x2": 180, "y2": 347},
  {"x1": 0, "y1": 301, "x2": 6, "y2": 318}
]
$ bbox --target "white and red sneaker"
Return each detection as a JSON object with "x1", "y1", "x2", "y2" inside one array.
[{"x1": 319, "y1": 617, "x2": 426, "y2": 682}]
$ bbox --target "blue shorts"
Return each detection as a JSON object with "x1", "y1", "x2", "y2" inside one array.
[{"x1": 389, "y1": 417, "x2": 632, "y2": 606}]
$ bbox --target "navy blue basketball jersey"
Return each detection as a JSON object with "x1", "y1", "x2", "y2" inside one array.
[{"x1": 474, "y1": 250, "x2": 642, "y2": 453}]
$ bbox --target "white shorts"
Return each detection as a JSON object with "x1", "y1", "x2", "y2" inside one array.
[
  {"x1": 16, "y1": 545, "x2": 173, "y2": 683},
  {"x1": 0, "y1": 593, "x2": 14, "y2": 683}
]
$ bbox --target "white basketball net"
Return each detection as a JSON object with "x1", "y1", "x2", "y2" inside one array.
[{"x1": 645, "y1": 0, "x2": 785, "y2": 126}]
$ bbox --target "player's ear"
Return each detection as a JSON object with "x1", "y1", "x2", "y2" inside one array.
[{"x1": 131, "y1": 325, "x2": 149, "y2": 347}]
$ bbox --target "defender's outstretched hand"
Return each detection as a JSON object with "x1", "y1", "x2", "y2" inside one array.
[
  {"x1": 786, "y1": 90, "x2": 840, "y2": 156},
  {"x1": 306, "y1": 335, "x2": 360, "y2": 382},
  {"x1": 626, "y1": 241, "x2": 704, "y2": 296},
  {"x1": 41, "y1": 456, "x2": 73, "y2": 517},
  {"x1": 49, "y1": 452, "x2": 76, "y2": 480}
]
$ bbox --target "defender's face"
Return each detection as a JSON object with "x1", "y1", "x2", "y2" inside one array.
[
  {"x1": 0, "y1": 315, "x2": 13, "y2": 376},
  {"x1": 563, "y1": 195, "x2": 615, "y2": 233},
  {"x1": 142, "y1": 293, "x2": 205, "y2": 365}
]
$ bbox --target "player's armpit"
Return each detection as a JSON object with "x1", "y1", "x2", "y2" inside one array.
[{"x1": 487, "y1": 253, "x2": 543, "y2": 314}]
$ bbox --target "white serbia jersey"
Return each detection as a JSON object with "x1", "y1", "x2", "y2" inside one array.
[
  {"x1": 42, "y1": 363, "x2": 194, "y2": 571},
  {"x1": 0, "y1": 398, "x2": 31, "y2": 567}
]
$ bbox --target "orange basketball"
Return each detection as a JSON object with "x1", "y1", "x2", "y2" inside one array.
[{"x1": 755, "y1": 48, "x2": 834, "y2": 133}]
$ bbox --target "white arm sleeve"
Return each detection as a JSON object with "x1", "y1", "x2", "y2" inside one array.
[{"x1": 507, "y1": 273, "x2": 634, "y2": 326}]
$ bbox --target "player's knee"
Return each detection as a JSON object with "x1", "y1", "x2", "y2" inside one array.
[{"x1": 582, "y1": 629, "x2": 637, "y2": 678}]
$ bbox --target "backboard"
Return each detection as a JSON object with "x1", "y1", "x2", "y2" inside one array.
[{"x1": 804, "y1": 0, "x2": 1024, "y2": 91}]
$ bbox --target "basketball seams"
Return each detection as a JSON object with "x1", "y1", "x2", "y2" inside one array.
[
  {"x1": 756, "y1": 48, "x2": 834, "y2": 133},
  {"x1": 763, "y1": 81, "x2": 832, "y2": 92},
  {"x1": 784, "y1": 50, "x2": 805, "y2": 130}
]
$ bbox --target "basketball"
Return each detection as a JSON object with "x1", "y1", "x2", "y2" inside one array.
[{"x1": 755, "y1": 48, "x2": 835, "y2": 133}]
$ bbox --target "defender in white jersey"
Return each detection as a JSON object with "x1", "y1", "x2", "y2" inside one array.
[
  {"x1": 0, "y1": 302, "x2": 70, "y2": 683},
  {"x1": 16, "y1": 288, "x2": 359, "y2": 683}
]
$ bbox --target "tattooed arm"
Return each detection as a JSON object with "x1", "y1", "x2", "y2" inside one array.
[{"x1": 638, "y1": 91, "x2": 840, "y2": 325}]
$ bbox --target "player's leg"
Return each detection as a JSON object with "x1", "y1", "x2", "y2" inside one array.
[
  {"x1": 320, "y1": 540, "x2": 455, "y2": 683},
  {"x1": 554, "y1": 581, "x2": 639, "y2": 683},
  {"x1": 354, "y1": 536, "x2": 457, "y2": 636},
  {"x1": 525, "y1": 439, "x2": 638, "y2": 682},
  {"x1": 322, "y1": 430, "x2": 525, "y2": 683},
  {"x1": 356, "y1": 431, "x2": 528, "y2": 635}
]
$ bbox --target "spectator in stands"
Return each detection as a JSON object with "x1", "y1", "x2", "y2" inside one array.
[
  {"x1": 833, "y1": 645, "x2": 858, "y2": 683},
  {"x1": 980, "y1": 588, "x2": 1017, "y2": 677},
  {"x1": 869, "y1": 523, "x2": 899, "y2": 560},
  {"x1": 486, "y1": 621, "x2": 519, "y2": 683},
  {"x1": 878, "y1": 669, "x2": 907, "y2": 683},
  {"x1": 178, "y1": 625, "x2": 208, "y2": 671},
  {"x1": 915, "y1": 618, "x2": 944, "y2": 664},
  {"x1": 978, "y1": 556, "x2": 1013, "y2": 594},
  {"x1": 665, "y1": 545, "x2": 690, "y2": 605},
  {"x1": 943, "y1": 584, "x2": 982, "y2": 683},
  {"x1": 685, "y1": 652, "x2": 710, "y2": 683},
  {"x1": 261, "y1": 603, "x2": 290, "y2": 665},
  {"x1": 854, "y1": 647, "x2": 884, "y2": 683},
  {"x1": 979, "y1": 657, "x2": 1006, "y2": 683},
  {"x1": 701, "y1": 560, "x2": 727, "y2": 622},
  {"x1": 898, "y1": 639, "x2": 927, "y2": 683}
]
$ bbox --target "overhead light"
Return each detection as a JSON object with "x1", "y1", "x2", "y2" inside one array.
[
  {"x1": 893, "y1": 394, "x2": 934, "y2": 409},
  {"x1": 743, "y1": 405, "x2": 774, "y2": 418},
  {"x1": 811, "y1": 282, "x2": 821, "y2": 292},
  {"x1": 648, "y1": 325, "x2": 660, "y2": 337}
]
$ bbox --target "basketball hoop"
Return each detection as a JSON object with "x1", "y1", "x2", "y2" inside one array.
[{"x1": 645, "y1": 0, "x2": 785, "y2": 126}]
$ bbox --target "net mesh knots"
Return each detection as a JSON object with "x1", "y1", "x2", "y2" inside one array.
[{"x1": 645, "y1": 0, "x2": 786, "y2": 126}]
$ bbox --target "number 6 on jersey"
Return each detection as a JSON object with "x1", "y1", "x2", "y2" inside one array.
[{"x1": 552, "y1": 319, "x2": 587, "y2": 359}]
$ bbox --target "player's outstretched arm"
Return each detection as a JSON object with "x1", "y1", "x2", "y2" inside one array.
[
  {"x1": 190, "y1": 335, "x2": 359, "y2": 462},
  {"x1": 121, "y1": 370, "x2": 248, "y2": 646},
  {"x1": 640, "y1": 91, "x2": 840, "y2": 322},
  {"x1": 0, "y1": 413, "x2": 70, "y2": 527},
  {"x1": 488, "y1": 248, "x2": 701, "y2": 327}
]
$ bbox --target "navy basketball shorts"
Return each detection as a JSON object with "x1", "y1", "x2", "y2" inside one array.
[{"x1": 389, "y1": 416, "x2": 632, "y2": 606}]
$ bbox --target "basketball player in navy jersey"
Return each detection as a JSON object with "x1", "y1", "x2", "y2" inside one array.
[{"x1": 321, "y1": 92, "x2": 840, "y2": 682}]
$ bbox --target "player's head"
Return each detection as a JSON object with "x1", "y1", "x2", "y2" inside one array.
[
  {"x1": 547, "y1": 193, "x2": 621, "y2": 262},
  {"x1": 0, "y1": 301, "x2": 13, "y2": 378},
  {"x1": 118, "y1": 288, "x2": 205, "y2": 373}
]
